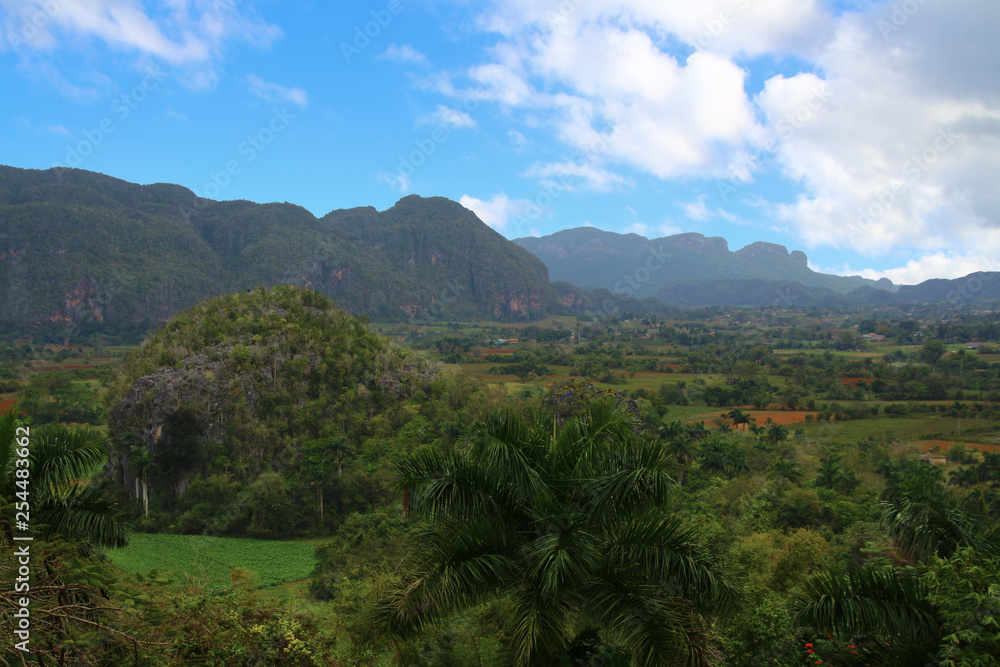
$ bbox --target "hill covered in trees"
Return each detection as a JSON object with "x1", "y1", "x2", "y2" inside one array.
[
  {"x1": 105, "y1": 285, "x2": 498, "y2": 537},
  {"x1": 0, "y1": 166, "x2": 563, "y2": 341}
]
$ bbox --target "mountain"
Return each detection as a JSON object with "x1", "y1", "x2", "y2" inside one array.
[
  {"x1": 513, "y1": 227, "x2": 895, "y2": 299},
  {"x1": 0, "y1": 166, "x2": 562, "y2": 340}
]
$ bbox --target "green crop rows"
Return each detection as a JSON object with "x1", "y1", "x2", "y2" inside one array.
[{"x1": 106, "y1": 533, "x2": 317, "y2": 591}]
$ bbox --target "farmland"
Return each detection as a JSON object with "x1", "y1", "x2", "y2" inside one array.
[{"x1": 106, "y1": 533, "x2": 317, "y2": 591}]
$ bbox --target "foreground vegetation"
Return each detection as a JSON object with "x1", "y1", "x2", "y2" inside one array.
[{"x1": 2, "y1": 287, "x2": 999, "y2": 665}]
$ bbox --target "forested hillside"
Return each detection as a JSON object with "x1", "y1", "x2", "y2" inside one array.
[
  {"x1": 513, "y1": 227, "x2": 895, "y2": 297},
  {"x1": 0, "y1": 166, "x2": 563, "y2": 341},
  {"x1": 105, "y1": 285, "x2": 498, "y2": 537}
]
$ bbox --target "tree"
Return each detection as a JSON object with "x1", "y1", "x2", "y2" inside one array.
[
  {"x1": 665, "y1": 436, "x2": 697, "y2": 487},
  {"x1": 326, "y1": 435, "x2": 353, "y2": 477},
  {"x1": 764, "y1": 422, "x2": 789, "y2": 446},
  {"x1": 379, "y1": 401, "x2": 740, "y2": 666},
  {"x1": 769, "y1": 458, "x2": 803, "y2": 485},
  {"x1": 815, "y1": 454, "x2": 860, "y2": 493},
  {"x1": 919, "y1": 339, "x2": 946, "y2": 372},
  {"x1": 1, "y1": 410, "x2": 130, "y2": 549},
  {"x1": 725, "y1": 408, "x2": 751, "y2": 431},
  {"x1": 684, "y1": 421, "x2": 710, "y2": 443},
  {"x1": 793, "y1": 485, "x2": 1000, "y2": 665}
]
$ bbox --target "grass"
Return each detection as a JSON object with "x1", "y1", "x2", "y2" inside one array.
[{"x1": 106, "y1": 533, "x2": 317, "y2": 591}]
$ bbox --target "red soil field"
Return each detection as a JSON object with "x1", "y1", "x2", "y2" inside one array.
[
  {"x1": 0, "y1": 398, "x2": 17, "y2": 414},
  {"x1": 687, "y1": 409, "x2": 818, "y2": 427},
  {"x1": 919, "y1": 440, "x2": 1000, "y2": 454},
  {"x1": 839, "y1": 377, "x2": 875, "y2": 385}
]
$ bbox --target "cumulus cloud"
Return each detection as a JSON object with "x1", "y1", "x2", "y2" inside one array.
[
  {"x1": 434, "y1": 0, "x2": 1000, "y2": 278},
  {"x1": 421, "y1": 104, "x2": 476, "y2": 129},
  {"x1": 848, "y1": 251, "x2": 1000, "y2": 286},
  {"x1": 459, "y1": 192, "x2": 545, "y2": 233},
  {"x1": 380, "y1": 43, "x2": 429, "y2": 66},
  {"x1": 1, "y1": 0, "x2": 282, "y2": 89},
  {"x1": 683, "y1": 198, "x2": 710, "y2": 221},
  {"x1": 246, "y1": 74, "x2": 308, "y2": 107}
]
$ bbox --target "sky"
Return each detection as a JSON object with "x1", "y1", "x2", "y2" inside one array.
[{"x1": 1, "y1": 0, "x2": 998, "y2": 285}]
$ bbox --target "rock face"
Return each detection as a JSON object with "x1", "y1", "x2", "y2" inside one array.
[{"x1": 0, "y1": 166, "x2": 565, "y2": 341}]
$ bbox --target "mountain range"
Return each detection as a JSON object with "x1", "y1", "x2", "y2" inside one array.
[
  {"x1": 0, "y1": 165, "x2": 995, "y2": 341},
  {"x1": 513, "y1": 227, "x2": 895, "y2": 300},
  {"x1": 0, "y1": 165, "x2": 563, "y2": 339}
]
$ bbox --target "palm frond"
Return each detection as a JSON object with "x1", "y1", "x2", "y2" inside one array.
[
  {"x1": 505, "y1": 584, "x2": 581, "y2": 667},
  {"x1": 580, "y1": 439, "x2": 676, "y2": 524},
  {"x1": 378, "y1": 518, "x2": 521, "y2": 637},
  {"x1": 395, "y1": 449, "x2": 513, "y2": 522},
  {"x1": 879, "y1": 488, "x2": 982, "y2": 561},
  {"x1": 30, "y1": 425, "x2": 109, "y2": 491},
  {"x1": 793, "y1": 565, "x2": 940, "y2": 640},
  {"x1": 605, "y1": 515, "x2": 742, "y2": 616},
  {"x1": 584, "y1": 571, "x2": 720, "y2": 667},
  {"x1": 520, "y1": 521, "x2": 601, "y2": 602},
  {"x1": 35, "y1": 484, "x2": 131, "y2": 548}
]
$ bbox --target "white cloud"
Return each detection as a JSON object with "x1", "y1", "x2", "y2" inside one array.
[
  {"x1": 658, "y1": 222, "x2": 683, "y2": 237},
  {"x1": 377, "y1": 169, "x2": 411, "y2": 194},
  {"x1": 846, "y1": 252, "x2": 1000, "y2": 286},
  {"x1": 522, "y1": 160, "x2": 630, "y2": 193},
  {"x1": 756, "y1": 1, "x2": 1000, "y2": 264},
  {"x1": 246, "y1": 74, "x2": 308, "y2": 108},
  {"x1": 434, "y1": 0, "x2": 1000, "y2": 278},
  {"x1": 380, "y1": 43, "x2": 429, "y2": 66},
  {"x1": 626, "y1": 222, "x2": 649, "y2": 236},
  {"x1": 45, "y1": 123, "x2": 71, "y2": 136},
  {"x1": 459, "y1": 192, "x2": 545, "y2": 233},
  {"x1": 683, "y1": 198, "x2": 710, "y2": 221},
  {"x1": 421, "y1": 104, "x2": 476, "y2": 129},
  {"x1": 1, "y1": 0, "x2": 282, "y2": 89}
]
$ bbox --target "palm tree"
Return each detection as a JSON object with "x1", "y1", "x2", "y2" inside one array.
[
  {"x1": 665, "y1": 436, "x2": 697, "y2": 487},
  {"x1": 769, "y1": 457, "x2": 803, "y2": 485},
  {"x1": 793, "y1": 483, "x2": 1000, "y2": 664},
  {"x1": 725, "y1": 408, "x2": 751, "y2": 431},
  {"x1": 327, "y1": 435, "x2": 353, "y2": 476},
  {"x1": 684, "y1": 421, "x2": 710, "y2": 443},
  {"x1": 1, "y1": 410, "x2": 130, "y2": 549},
  {"x1": 656, "y1": 419, "x2": 684, "y2": 443},
  {"x1": 764, "y1": 422, "x2": 789, "y2": 446},
  {"x1": 379, "y1": 401, "x2": 740, "y2": 666}
]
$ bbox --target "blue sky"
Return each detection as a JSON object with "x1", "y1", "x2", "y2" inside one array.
[{"x1": 1, "y1": 0, "x2": 998, "y2": 285}]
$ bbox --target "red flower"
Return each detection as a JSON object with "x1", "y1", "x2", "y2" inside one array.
[
  {"x1": 805, "y1": 643, "x2": 813, "y2": 648},
  {"x1": 807, "y1": 649, "x2": 814, "y2": 654}
]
